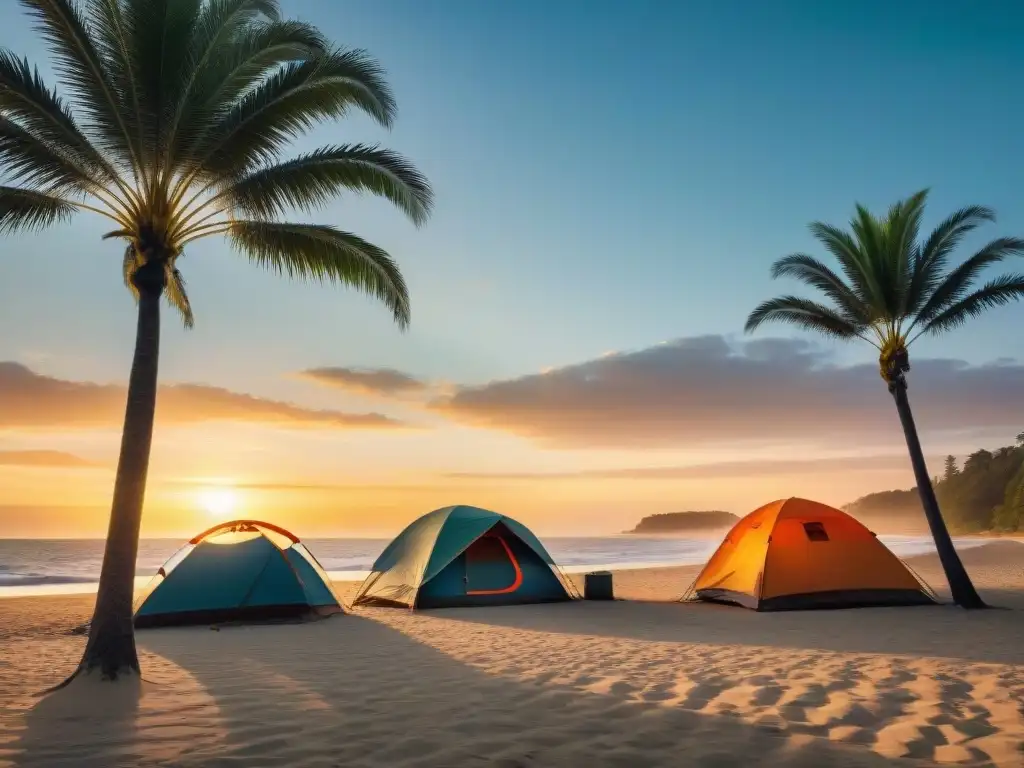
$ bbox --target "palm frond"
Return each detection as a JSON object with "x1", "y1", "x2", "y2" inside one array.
[
  {"x1": 196, "y1": 48, "x2": 396, "y2": 176},
  {"x1": 918, "y1": 273, "x2": 1024, "y2": 336},
  {"x1": 190, "y1": 18, "x2": 328, "y2": 114},
  {"x1": 886, "y1": 189, "x2": 928, "y2": 260},
  {"x1": 768, "y1": 253, "x2": 868, "y2": 325},
  {"x1": 220, "y1": 144, "x2": 433, "y2": 226},
  {"x1": 120, "y1": 0, "x2": 204, "y2": 173},
  {"x1": 88, "y1": 0, "x2": 147, "y2": 178},
  {"x1": 203, "y1": 0, "x2": 281, "y2": 22},
  {"x1": 167, "y1": 17, "x2": 329, "y2": 179},
  {"x1": 227, "y1": 221, "x2": 409, "y2": 328},
  {"x1": 0, "y1": 48, "x2": 113, "y2": 181},
  {"x1": 851, "y1": 202, "x2": 901, "y2": 317},
  {"x1": 18, "y1": 0, "x2": 141, "y2": 177},
  {"x1": 164, "y1": 261, "x2": 195, "y2": 329},
  {"x1": 7, "y1": 2, "x2": 424, "y2": 336},
  {"x1": 907, "y1": 205, "x2": 995, "y2": 313},
  {"x1": 885, "y1": 189, "x2": 927, "y2": 314},
  {"x1": 850, "y1": 203, "x2": 885, "y2": 266},
  {"x1": 913, "y1": 236, "x2": 1024, "y2": 326},
  {"x1": 751, "y1": 192, "x2": 1024, "y2": 354},
  {"x1": 162, "y1": 0, "x2": 294, "y2": 169},
  {"x1": 122, "y1": 241, "x2": 140, "y2": 297},
  {"x1": 0, "y1": 117, "x2": 93, "y2": 192},
  {"x1": 744, "y1": 295, "x2": 865, "y2": 340},
  {"x1": 807, "y1": 221, "x2": 877, "y2": 306},
  {"x1": 0, "y1": 185, "x2": 77, "y2": 232}
]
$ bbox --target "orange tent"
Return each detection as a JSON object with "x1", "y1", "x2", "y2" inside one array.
[{"x1": 686, "y1": 498, "x2": 935, "y2": 610}]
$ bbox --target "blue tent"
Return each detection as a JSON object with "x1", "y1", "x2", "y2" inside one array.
[
  {"x1": 135, "y1": 520, "x2": 342, "y2": 628},
  {"x1": 354, "y1": 505, "x2": 574, "y2": 609}
]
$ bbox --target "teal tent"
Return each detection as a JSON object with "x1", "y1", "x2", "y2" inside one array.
[
  {"x1": 135, "y1": 520, "x2": 342, "y2": 628},
  {"x1": 354, "y1": 505, "x2": 574, "y2": 609}
]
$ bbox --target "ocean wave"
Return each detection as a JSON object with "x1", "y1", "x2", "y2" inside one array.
[
  {"x1": 0, "y1": 574, "x2": 98, "y2": 587},
  {"x1": 880, "y1": 536, "x2": 990, "y2": 559},
  {"x1": 318, "y1": 556, "x2": 376, "y2": 571},
  {"x1": 0, "y1": 536, "x2": 1014, "y2": 598}
]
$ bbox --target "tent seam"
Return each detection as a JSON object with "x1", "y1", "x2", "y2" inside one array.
[
  {"x1": 756, "y1": 501, "x2": 786, "y2": 607},
  {"x1": 237, "y1": 541, "x2": 279, "y2": 609},
  {"x1": 416, "y1": 514, "x2": 496, "y2": 588}
]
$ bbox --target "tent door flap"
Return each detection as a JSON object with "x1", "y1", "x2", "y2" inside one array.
[{"x1": 464, "y1": 535, "x2": 523, "y2": 595}]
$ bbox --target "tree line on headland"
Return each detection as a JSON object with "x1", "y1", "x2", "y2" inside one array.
[
  {"x1": 845, "y1": 433, "x2": 1024, "y2": 534},
  {"x1": 633, "y1": 434, "x2": 1024, "y2": 537},
  {"x1": 627, "y1": 510, "x2": 739, "y2": 534}
]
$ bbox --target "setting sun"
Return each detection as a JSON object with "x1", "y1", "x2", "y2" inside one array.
[{"x1": 197, "y1": 487, "x2": 239, "y2": 520}]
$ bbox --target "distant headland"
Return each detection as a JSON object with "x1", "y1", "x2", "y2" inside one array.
[
  {"x1": 843, "y1": 435, "x2": 1024, "y2": 535},
  {"x1": 626, "y1": 510, "x2": 739, "y2": 535},
  {"x1": 621, "y1": 434, "x2": 1024, "y2": 537}
]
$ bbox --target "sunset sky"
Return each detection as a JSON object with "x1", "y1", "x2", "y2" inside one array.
[{"x1": 2, "y1": 1, "x2": 1024, "y2": 538}]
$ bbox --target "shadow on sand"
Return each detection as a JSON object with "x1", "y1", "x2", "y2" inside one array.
[
  {"x1": 433, "y1": 592, "x2": 1024, "y2": 666},
  {"x1": 8, "y1": 614, "x2": 927, "y2": 768},
  {"x1": 7, "y1": 671, "x2": 144, "y2": 768}
]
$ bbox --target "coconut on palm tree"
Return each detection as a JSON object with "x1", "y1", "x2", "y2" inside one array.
[
  {"x1": 0, "y1": 0, "x2": 432, "y2": 682},
  {"x1": 745, "y1": 189, "x2": 1024, "y2": 609}
]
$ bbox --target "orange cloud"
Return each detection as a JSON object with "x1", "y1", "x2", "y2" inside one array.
[
  {"x1": 442, "y1": 454, "x2": 936, "y2": 480},
  {"x1": 166, "y1": 478, "x2": 448, "y2": 492},
  {"x1": 0, "y1": 362, "x2": 411, "y2": 430},
  {"x1": 299, "y1": 366, "x2": 430, "y2": 397},
  {"x1": 0, "y1": 450, "x2": 101, "y2": 468},
  {"x1": 427, "y1": 336, "x2": 1024, "y2": 449}
]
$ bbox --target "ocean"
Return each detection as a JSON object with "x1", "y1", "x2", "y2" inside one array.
[{"x1": 0, "y1": 534, "x2": 992, "y2": 599}]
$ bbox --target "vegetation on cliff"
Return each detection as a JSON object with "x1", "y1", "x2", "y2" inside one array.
[
  {"x1": 845, "y1": 434, "x2": 1024, "y2": 533},
  {"x1": 628, "y1": 511, "x2": 739, "y2": 534}
]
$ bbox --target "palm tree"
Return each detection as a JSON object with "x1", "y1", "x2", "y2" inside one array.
[
  {"x1": 0, "y1": 0, "x2": 432, "y2": 682},
  {"x1": 745, "y1": 190, "x2": 1024, "y2": 609}
]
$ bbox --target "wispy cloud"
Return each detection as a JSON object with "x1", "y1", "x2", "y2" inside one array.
[
  {"x1": 427, "y1": 335, "x2": 1023, "y2": 449},
  {"x1": 0, "y1": 362, "x2": 412, "y2": 431},
  {"x1": 442, "y1": 454, "x2": 929, "y2": 480},
  {"x1": 298, "y1": 366, "x2": 430, "y2": 396},
  {"x1": 160, "y1": 457, "x2": 922, "y2": 488},
  {"x1": 0, "y1": 450, "x2": 102, "y2": 468},
  {"x1": 166, "y1": 477, "x2": 452, "y2": 493},
  {"x1": 297, "y1": 366, "x2": 455, "y2": 403}
]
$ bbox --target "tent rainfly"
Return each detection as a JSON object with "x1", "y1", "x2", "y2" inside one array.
[
  {"x1": 354, "y1": 505, "x2": 575, "y2": 609},
  {"x1": 134, "y1": 520, "x2": 342, "y2": 627},
  {"x1": 683, "y1": 497, "x2": 936, "y2": 611}
]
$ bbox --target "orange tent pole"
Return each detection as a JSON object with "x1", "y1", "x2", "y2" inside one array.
[{"x1": 466, "y1": 536, "x2": 524, "y2": 595}]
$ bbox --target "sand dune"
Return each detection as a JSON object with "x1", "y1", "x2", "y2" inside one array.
[{"x1": 1, "y1": 541, "x2": 1022, "y2": 767}]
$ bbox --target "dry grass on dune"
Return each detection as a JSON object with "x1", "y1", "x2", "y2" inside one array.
[{"x1": 0, "y1": 543, "x2": 1022, "y2": 768}]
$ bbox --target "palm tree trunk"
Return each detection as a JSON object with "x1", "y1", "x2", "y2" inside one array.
[
  {"x1": 76, "y1": 261, "x2": 166, "y2": 680},
  {"x1": 889, "y1": 377, "x2": 987, "y2": 609}
]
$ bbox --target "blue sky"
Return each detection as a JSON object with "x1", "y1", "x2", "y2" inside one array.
[
  {"x1": 2, "y1": 0, "x2": 1023, "y2": 386},
  {"x1": 2, "y1": 1, "x2": 1024, "y2": 535}
]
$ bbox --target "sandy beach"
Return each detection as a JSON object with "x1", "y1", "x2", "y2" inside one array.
[{"x1": 0, "y1": 541, "x2": 1022, "y2": 768}]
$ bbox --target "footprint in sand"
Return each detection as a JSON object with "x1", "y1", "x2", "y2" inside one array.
[
  {"x1": 679, "y1": 679, "x2": 729, "y2": 711},
  {"x1": 640, "y1": 681, "x2": 677, "y2": 703},
  {"x1": 751, "y1": 683, "x2": 785, "y2": 707}
]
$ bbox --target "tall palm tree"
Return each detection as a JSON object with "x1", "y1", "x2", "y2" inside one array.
[
  {"x1": 745, "y1": 190, "x2": 1024, "y2": 609},
  {"x1": 0, "y1": 0, "x2": 432, "y2": 682}
]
